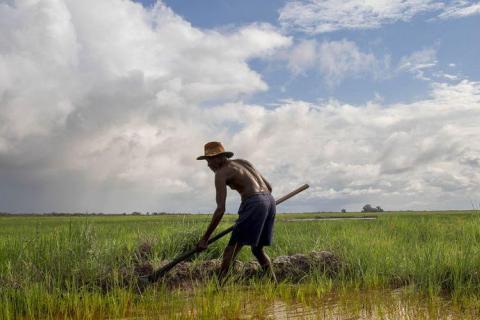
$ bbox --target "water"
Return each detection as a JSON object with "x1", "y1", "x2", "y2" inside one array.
[
  {"x1": 285, "y1": 217, "x2": 377, "y2": 222},
  {"x1": 122, "y1": 288, "x2": 475, "y2": 319},
  {"x1": 258, "y1": 290, "x2": 465, "y2": 320}
]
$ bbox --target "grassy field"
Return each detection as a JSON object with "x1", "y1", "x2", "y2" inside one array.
[{"x1": 1, "y1": 211, "x2": 480, "y2": 319}]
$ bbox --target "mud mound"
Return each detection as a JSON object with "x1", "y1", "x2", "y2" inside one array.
[
  {"x1": 272, "y1": 251, "x2": 341, "y2": 281},
  {"x1": 133, "y1": 250, "x2": 341, "y2": 287}
]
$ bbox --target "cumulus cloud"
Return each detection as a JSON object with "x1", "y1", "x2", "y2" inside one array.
[
  {"x1": 287, "y1": 39, "x2": 389, "y2": 87},
  {"x1": 226, "y1": 80, "x2": 480, "y2": 211},
  {"x1": 1, "y1": 0, "x2": 479, "y2": 213},
  {"x1": 0, "y1": 0, "x2": 290, "y2": 213},
  {"x1": 316, "y1": 40, "x2": 388, "y2": 86},
  {"x1": 279, "y1": 0, "x2": 480, "y2": 34},
  {"x1": 287, "y1": 40, "x2": 317, "y2": 75}
]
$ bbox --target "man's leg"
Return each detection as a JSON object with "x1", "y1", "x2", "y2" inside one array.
[
  {"x1": 219, "y1": 243, "x2": 243, "y2": 280},
  {"x1": 251, "y1": 245, "x2": 277, "y2": 284}
]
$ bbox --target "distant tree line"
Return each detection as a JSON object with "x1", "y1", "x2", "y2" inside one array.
[
  {"x1": 0, "y1": 211, "x2": 170, "y2": 216},
  {"x1": 362, "y1": 204, "x2": 384, "y2": 212}
]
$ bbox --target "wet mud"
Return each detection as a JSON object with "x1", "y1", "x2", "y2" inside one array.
[{"x1": 131, "y1": 249, "x2": 341, "y2": 288}]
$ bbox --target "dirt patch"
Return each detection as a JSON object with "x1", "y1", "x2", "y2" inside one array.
[
  {"x1": 272, "y1": 251, "x2": 341, "y2": 281},
  {"x1": 132, "y1": 250, "x2": 341, "y2": 288}
]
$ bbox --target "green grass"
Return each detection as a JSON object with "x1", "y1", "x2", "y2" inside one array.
[{"x1": 1, "y1": 211, "x2": 480, "y2": 319}]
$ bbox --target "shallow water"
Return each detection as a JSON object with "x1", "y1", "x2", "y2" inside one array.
[
  {"x1": 285, "y1": 217, "x2": 377, "y2": 222},
  {"x1": 256, "y1": 290, "x2": 465, "y2": 319},
  {"x1": 122, "y1": 288, "x2": 475, "y2": 319}
]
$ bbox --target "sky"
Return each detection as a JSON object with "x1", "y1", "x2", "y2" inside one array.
[{"x1": 0, "y1": 0, "x2": 479, "y2": 213}]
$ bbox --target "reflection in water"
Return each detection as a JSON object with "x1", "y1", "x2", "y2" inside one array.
[
  {"x1": 259, "y1": 289, "x2": 465, "y2": 320},
  {"x1": 268, "y1": 300, "x2": 317, "y2": 319}
]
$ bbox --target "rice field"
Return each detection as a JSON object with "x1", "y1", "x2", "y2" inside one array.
[{"x1": 2, "y1": 211, "x2": 480, "y2": 319}]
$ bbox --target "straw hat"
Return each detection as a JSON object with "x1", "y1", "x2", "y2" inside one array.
[{"x1": 196, "y1": 141, "x2": 234, "y2": 160}]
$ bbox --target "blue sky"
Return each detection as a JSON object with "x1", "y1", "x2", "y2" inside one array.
[
  {"x1": 149, "y1": 0, "x2": 284, "y2": 27},
  {"x1": 1, "y1": 0, "x2": 479, "y2": 213},
  {"x1": 139, "y1": 0, "x2": 480, "y2": 106}
]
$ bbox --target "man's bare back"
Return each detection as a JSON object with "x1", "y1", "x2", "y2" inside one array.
[{"x1": 216, "y1": 159, "x2": 272, "y2": 201}]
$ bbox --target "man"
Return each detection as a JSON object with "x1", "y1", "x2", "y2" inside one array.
[{"x1": 196, "y1": 141, "x2": 277, "y2": 282}]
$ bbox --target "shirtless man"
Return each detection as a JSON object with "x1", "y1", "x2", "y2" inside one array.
[{"x1": 196, "y1": 141, "x2": 277, "y2": 282}]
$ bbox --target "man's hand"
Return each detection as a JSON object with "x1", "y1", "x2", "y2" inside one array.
[{"x1": 196, "y1": 237, "x2": 209, "y2": 252}]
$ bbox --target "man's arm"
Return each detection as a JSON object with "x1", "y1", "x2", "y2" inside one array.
[{"x1": 197, "y1": 172, "x2": 227, "y2": 251}]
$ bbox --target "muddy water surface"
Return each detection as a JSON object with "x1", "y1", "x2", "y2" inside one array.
[
  {"x1": 124, "y1": 288, "x2": 476, "y2": 319},
  {"x1": 260, "y1": 290, "x2": 464, "y2": 319}
]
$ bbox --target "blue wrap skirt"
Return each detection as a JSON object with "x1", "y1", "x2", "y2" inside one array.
[{"x1": 228, "y1": 192, "x2": 276, "y2": 247}]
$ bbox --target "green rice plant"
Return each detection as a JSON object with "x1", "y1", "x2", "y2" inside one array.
[{"x1": 2, "y1": 211, "x2": 480, "y2": 319}]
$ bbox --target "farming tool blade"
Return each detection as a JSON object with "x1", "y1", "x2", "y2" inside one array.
[{"x1": 141, "y1": 184, "x2": 309, "y2": 284}]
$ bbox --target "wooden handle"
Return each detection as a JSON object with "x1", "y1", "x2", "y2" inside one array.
[{"x1": 275, "y1": 184, "x2": 309, "y2": 205}]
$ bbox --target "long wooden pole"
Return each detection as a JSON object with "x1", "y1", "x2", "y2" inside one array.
[{"x1": 145, "y1": 184, "x2": 309, "y2": 283}]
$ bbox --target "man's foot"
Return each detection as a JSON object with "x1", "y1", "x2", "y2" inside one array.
[{"x1": 259, "y1": 265, "x2": 278, "y2": 285}]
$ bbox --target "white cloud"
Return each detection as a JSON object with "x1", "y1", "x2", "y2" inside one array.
[
  {"x1": 279, "y1": 0, "x2": 480, "y2": 34},
  {"x1": 287, "y1": 40, "x2": 317, "y2": 75},
  {"x1": 438, "y1": 1, "x2": 480, "y2": 19},
  {"x1": 287, "y1": 39, "x2": 389, "y2": 87},
  {"x1": 0, "y1": 0, "x2": 290, "y2": 212},
  {"x1": 279, "y1": 0, "x2": 442, "y2": 33},
  {"x1": 226, "y1": 80, "x2": 480, "y2": 211},
  {"x1": 286, "y1": 42, "x2": 445, "y2": 85},
  {"x1": 440, "y1": 73, "x2": 460, "y2": 80},
  {"x1": 397, "y1": 47, "x2": 437, "y2": 80},
  {"x1": 316, "y1": 40, "x2": 386, "y2": 86}
]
